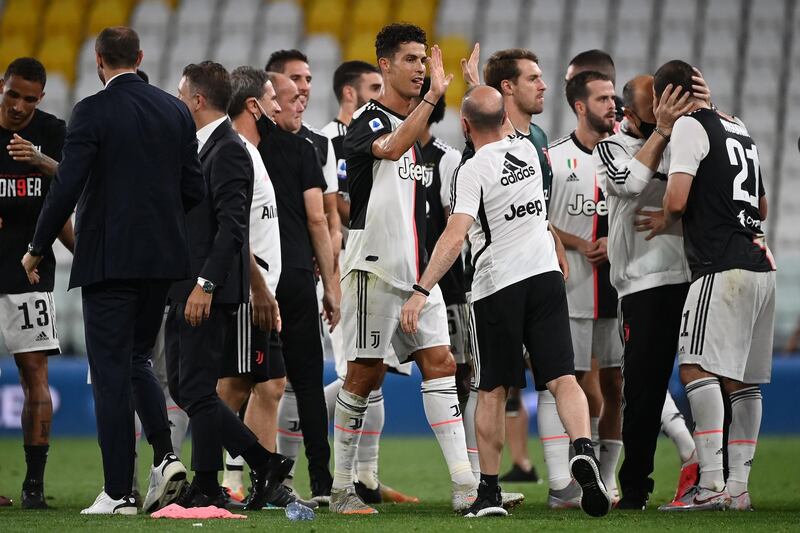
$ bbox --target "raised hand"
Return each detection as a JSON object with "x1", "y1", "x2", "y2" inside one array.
[
  {"x1": 426, "y1": 44, "x2": 454, "y2": 101},
  {"x1": 460, "y1": 42, "x2": 481, "y2": 88},
  {"x1": 691, "y1": 67, "x2": 712, "y2": 106},
  {"x1": 654, "y1": 84, "x2": 693, "y2": 135}
]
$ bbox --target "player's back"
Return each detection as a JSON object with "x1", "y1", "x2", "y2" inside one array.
[{"x1": 669, "y1": 108, "x2": 775, "y2": 279}]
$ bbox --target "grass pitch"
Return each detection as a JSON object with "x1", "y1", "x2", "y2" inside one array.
[{"x1": 0, "y1": 436, "x2": 798, "y2": 531}]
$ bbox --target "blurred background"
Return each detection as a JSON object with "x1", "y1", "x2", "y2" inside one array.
[{"x1": 0, "y1": 0, "x2": 798, "y2": 435}]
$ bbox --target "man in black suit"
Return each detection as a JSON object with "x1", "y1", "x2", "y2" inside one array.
[
  {"x1": 22, "y1": 27, "x2": 204, "y2": 515},
  {"x1": 169, "y1": 61, "x2": 292, "y2": 509}
]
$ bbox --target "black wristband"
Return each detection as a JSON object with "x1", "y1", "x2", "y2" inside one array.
[
  {"x1": 422, "y1": 97, "x2": 436, "y2": 107},
  {"x1": 412, "y1": 284, "x2": 430, "y2": 297},
  {"x1": 27, "y1": 242, "x2": 45, "y2": 257},
  {"x1": 654, "y1": 127, "x2": 670, "y2": 142}
]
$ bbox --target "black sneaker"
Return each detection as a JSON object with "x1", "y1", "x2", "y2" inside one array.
[
  {"x1": 499, "y1": 464, "x2": 541, "y2": 483},
  {"x1": 354, "y1": 481, "x2": 382, "y2": 504},
  {"x1": 310, "y1": 474, "x2": 332, "y2": 506},
  {"x1": 21, "y1": 483, "x2": 48, "y2": 509},
  {"x1": 175, "y1": 482, "x2": 230, "y2": 508},
  {"x1": 246, "y1": 454, "x2": 294, "y2": 510},
  {"x1": 263, "y1": 484, "x2": 319, "y2": 509},
  {"x1": 569, "y1": 454, "x2": 612, "y2": 517},
  {"x1": 464, "y1": 481, "x2": 507, "y2": 518},
  {"x1": 617, "y1": 489, "x2": 648, "y2": 510}
]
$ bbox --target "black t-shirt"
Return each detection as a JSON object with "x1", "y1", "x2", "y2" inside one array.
[
  {"x1": 0, "y1": 109, "x2": 66, "y2": 294},
  {"x1": 671, "y1": 108, "x2": 773, "y2": 280},
  {"x1": 421, "y1": 137, "x2": 466, "y2": 305},
  {"x1": 297, "y1": 124, "x2": 330, "y2": 169},
  {"x1": 256, "y1": 117, "x2": 326, "y2": 272}
]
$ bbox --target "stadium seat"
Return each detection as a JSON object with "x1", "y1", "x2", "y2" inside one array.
[
  {"x1": 430, "y1": 107, "x2": 463, "y2": 149},
  {"x1": 76, "y1": 37, "x2": 99, "y2": 80},
  {"x1": 303, "y1": 34, "x2": 342, "y2": 70},
  {"x1": 211, "y1": 32, "x2": 254, "y2": 71},
  {"x1": 437, "y1": 0, "x2": 479, "y2": 41},
  {"x1": 0, "y1": 35, "x2": 35, "y2": 70},
  {"x1": 0, "y1": 0, "x2": 46, "y2": 43},
  {"x1": 352, "y1": 0, "x2": 390, "y2": 35},
  {"x1": 87, "y1": 0, "x2": 132, "y2": 37},
  {"x1": 306, "y1": 0, "x2": 347, "y2": 41},
  {"x1": 130, "y1": 0, "x2": 172, "y2": 37},
  {"x1": 175, "y1": 0, "x2": 216, "y2": 34},
  {"x1": 438, "y1": 34, "x2": 471, "y2": 76},
  {"x1": 572, "y1": 0, "x2": 611, "y2": 31},
  {"x1": 705, "y1": 0, "x2": 743, "y2": 32},
  {"x1": 219, "y1": 0, "x2": 261, "y2": 34},
  {"x1": 43, "y1": 0, "x2": 87, "y2": 42},
  {"x1": 444, "y1": 76, "x2": 466, "y2": 109},
  {"x1": 38, "y1": 73, "x2": 71, "y2": 119},
  {"x1": 254, "y1": 33, "x2": 303, "y2": 70},
  {"x1": 38, "y1": 34, "x2": 80, "y2": 84},
  {"x1": 479, "y1": 0, "x2": 523, "y2": 48},
  {"x1": 343, "y1": 32, "x2": 377, "y2": 63},
  {"x1": 394, "y1": 0, "x2": 436, "y2": 38},
  {"x1": 615, "y1": 0, "x2": 654, "y2": 30}
]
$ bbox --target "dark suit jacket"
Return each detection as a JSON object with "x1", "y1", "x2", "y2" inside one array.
[
  {"x1": 167, "y1": 119, "x2": 253, "y2": 306},
  {"x1": 32, "y1": 73, "x2": 205, "y2": 289}
]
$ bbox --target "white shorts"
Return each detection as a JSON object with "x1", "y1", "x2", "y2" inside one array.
[
  {"x1": 446, "y1": 303, "x2": 472, "y2": 365},
  {"x1": 678, "y1": 269, "x2": 775, "y2": 384},
  {"x1": 0, "y1": 292, "x2": 60, "y2": 355},
  {"x1": 570, "y1": 317, "x2": 622, "y2": 371},
  {"x1": 341, "y1": 270, "x2": 450, "y2": 364}
]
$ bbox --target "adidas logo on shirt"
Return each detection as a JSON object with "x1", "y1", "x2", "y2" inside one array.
[
  {"x1": 566, "y1": 172, "x2": 580, "y2": 182},
  {"x1": 500, "y1": 152, "x2": 536, "y2": 186},
  {"x1": 35, "y1": 331, "x2": 50, "y2": 342}
]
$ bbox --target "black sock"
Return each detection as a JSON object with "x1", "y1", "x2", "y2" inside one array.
[
  {"x1": 480, "y1": 473, "x2": 499, "y2": 491},
  {"x1": 241, "y1": 443, "x2": 273, "y2": 471},
  {"x1": 194, "y1": 471, "x2": 219, "y2": 496},
  {"x1": 151, "y1": 430, "x2": 174, "y2": 466},
  {"x1": 23, "y1": 445, "x2": 48, "y2": 488},
  {"x1": 573, "y1": 437, "x2": 595, "y2": 458},
  {"x1": 225, "y1": 462, "x2": 244, "y2": 472}
]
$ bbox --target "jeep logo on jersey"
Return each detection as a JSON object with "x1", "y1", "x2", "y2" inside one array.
[
  {"x1": 399, "y1": 156, "x2": 432, "y2": 186},
  {"x1": 504, "y1": 199, "x2": 544, "y2": 220},
  {"x1": 567, "y1": 193, "x2": 608, "y2": 216},
  {"x1": 500, "y1": 152, "x2": 536, "y2": 186}
]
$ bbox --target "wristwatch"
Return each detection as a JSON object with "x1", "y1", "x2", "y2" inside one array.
[
  {"x1": 27, "y1": 242, "x2": 45, "y2": 257},
  {"x1": 197, "y1": 277, "x2": 215, "y2": 294}
]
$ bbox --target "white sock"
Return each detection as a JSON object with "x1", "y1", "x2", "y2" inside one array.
[
  {"x1": 598, "y1": 439, "x2": 622, "y2": 495},
  {"x1": 685, "y1": 377, "x2": 725, "y2": 491},
  {"x1": 590, "y1": 416, "x2": 600, "y2": 442},
  {"x1": 222, "y1": 451, "x2": 245, "y2": 488},
  {"x1": 356, "y1": 388, "x2": 384, "y2": 490},
  {"x1": 277, "y1": 384, "x2": 302, "y2": 478},
  {"x1": 661, "y1": 392, "x2": 697, "y2": 465},
  {"x1": 165, "y1": 386, "x2": 189, "y2": 457},
  {"x1": 332, "y1": 389, "x2": 368, "y2": 490},
  {"x1": 463, "y1": 385, "x2": 480, "y2": 482},
  {"x1": 537, "y1": 389, "x2": 571, "y2": 491},
  {"x1": 133, "y1": 414, "x2": 142, "y2": 491},
  {"x1": 421, "y1": 376, "x2": 475, "y2": 488},
  {"x1": 324, "y1": 378, "x2": 344, "y2": 423},
  {"x1": 727, "y1": 386, "x2": 762, "y2": 496}
]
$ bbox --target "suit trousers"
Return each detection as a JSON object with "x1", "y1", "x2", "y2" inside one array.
[
  {"x1": 618, "y1": 282, "x2": 691, "y2": 495},
  {"x1": 165, "y1": 301, "x2": 258, "y2": 473},
  {"x1": 276, "y1": 267, "x2": 330, "y2": 484},
  {"x1": 82, "y1": 279, "x2": 173, "y2": 498}
]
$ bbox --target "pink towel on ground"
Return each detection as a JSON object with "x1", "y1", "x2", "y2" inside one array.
[{"x1": 151, "y1": 503, "x2": 247, "y2": 519}]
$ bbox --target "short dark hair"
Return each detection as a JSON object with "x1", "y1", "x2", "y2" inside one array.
[
  {"x1": 95, "y1": 26, "x2": 140, "y2": 69},
  {"x1": 265, "y1": 49, "x2": 309, "y2": 74},
  {"x1": 3, "y1": 57, "x2": 46, "y2": 87},
  {"x1": 622, "y1": 79, "x2": 636, "y2": 110},
  {"x1": 332, "y1": 60, "x2": 379, "y2": 103},
  {"x1": 229, "y1": 66, "x2": 269, "y2": 117},
  {"x1": 420, "y1": 77, "x2": 445, "y2": 125},
  {"x1": 182, "y1": 61, "x2": 232, "y2": 113},
  {"x1": 568, "y1": 49, "x2": 615, "y2": 84},
  {"x1": 565, "y1": 70, "x2": 612, "y2": 111},
  {"x1": 462, "y1": 86, "x2": 505, "y2": 132},
  {"x1": 483, "y1": 48, "x2": 539, "y2": 91},
  {"x1": 653, "y1": 60, "x2": 694, "y2": 100},
  {"x1": 375, "y1": 23, "x2": 426, "y2": 62}
]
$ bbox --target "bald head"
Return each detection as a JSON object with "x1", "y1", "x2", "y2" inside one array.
[
  {"x1": 461, "y1": 85, "x2": 506, "y2": 134},
  {"x1": 622, "y1": 75, "x2": 656, "y2": 123}
]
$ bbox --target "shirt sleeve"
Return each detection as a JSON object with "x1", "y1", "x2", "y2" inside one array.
[
  {"x1": 299, "y1": 140, "x2": 327, "y2": 192},
  {"x1": 343, "y1": 109, "x2": 392, "y2": 159},
  {"x1": 321, "y1": 136, "x2": 338, "y2": 194},
  {"x1": 594, "y1": 139, "x2": 653, "y2": 198},
  {"x1": 438, "y1": 148, "x2": 462, "y2": 209},
  {"x1": 449, "y1": 161, "x2": 481, "y2": 220},
  {"x1": 43, "y1": 117, "x2": 67, "y2": 161},
  {"x1": 668, "y1": 116, "x2": 710, "y2": 177}
]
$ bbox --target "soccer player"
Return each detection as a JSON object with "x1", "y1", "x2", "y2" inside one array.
[
  {"x1": 401, "y1": 85, "x2": 611, "y2": 518},
  {"x1": 594, "y1": 74, "x2": 698, "y2": 509},
  {"x1": 657, "y1": 60, "x2": 775, "y2": 512},
  {"x1": 0, "y1": 57, "x2": 70, "y2": 509},
  {"x1": 547, "y1": 70, "x2": 623, "y2": 505},
  {"x1": 330, "y1": 23, "x2": 476, "y2": 515}
]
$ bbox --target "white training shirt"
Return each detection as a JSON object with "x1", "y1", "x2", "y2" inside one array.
[
  {"x1": 451, "y1": 135, "x2": 559, "y2": 301},
  {"x1": 240, "y1": 134, "x2": 281, "y2": 294}
]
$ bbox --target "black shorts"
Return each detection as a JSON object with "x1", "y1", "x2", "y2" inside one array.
[
  {"x1": 220, "y1": 302, "x2": 286, "y2": 383},
  {"x1": 471, "y1": 270, "x2": 575, "y2": 392}
]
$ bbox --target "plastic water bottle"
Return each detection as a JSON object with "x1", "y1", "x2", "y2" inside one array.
[{"x1": 285, "y1": 502, "x2": 315, "y2": 521}]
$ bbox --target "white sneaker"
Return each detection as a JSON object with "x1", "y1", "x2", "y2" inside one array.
[
  {"x1": 501, "y1": 491, "x2": 524, "y2": 510},
  {"x1": 452, "y1": 483, "x2": 478, "y2": 512},
  {"x1": 80, "y1": 491, "x2": 137, "y2": 515},
  {"x1": 143, "y1": 453, "x2": 187, "y2": 513}
]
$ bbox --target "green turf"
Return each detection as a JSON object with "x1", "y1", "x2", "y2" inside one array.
[{"x1": 0, "y1": 436, "x2": 798, "y2": 531}]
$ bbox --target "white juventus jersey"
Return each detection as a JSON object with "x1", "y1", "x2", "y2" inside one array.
[
  {"x1": 548, "y1": 132, "x2": 617, "y2": 319},
  {"x1": 241, "y1": 135, "x2": 281, "y2": 294},
  {"x1": 342, "y1": 100, "x2": 429, "y2": 290},
  {"x1": 451, "y1": 136, "x2": 559, "y2": 302}
]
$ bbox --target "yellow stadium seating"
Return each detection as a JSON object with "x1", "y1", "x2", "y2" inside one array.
[
  {"x1": 306, "y1": 0, "x2": 347, "y2": 40},
  {"x1": 38, "y1": 34, "x2": 80, "y2": 83},
  {"x1": 0, "y1": 0, "x2": 46, "y2": 43},
  {"x1": 352, "y1": 0, "x2": 389, "y2": 35},
  {"x1": 87, "y1": 0, "x2": 132, "y2": 36},
  {"x1": 0, "y1": 35, "x2": 37, "y2": 71},
  {"x1": 394, "y1": 0, "x2": 436, "y2": 38},
  {"x1": 43, "y1": 0, "x2": 89, "y2": 42},
  {"x1": 343, "y1": 31, "x2": 377, "y2": 63},
  {"x1": 444, "y1": 75, "x2": 466, "y2": 109},
  {"x1": 438, "y1": 34, "x2": 470, "y2": 72}
]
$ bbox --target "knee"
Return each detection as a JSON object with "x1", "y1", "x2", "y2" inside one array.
[
  {"x1": 344, "y1": 360, "x2": 383, "y2": 397},
  {"x1": 546, "y1": 374, "x2": 579, "y2": 396},
  {"x1": 257, "y1": 378, "x2": 286, "y2": 405},
  {"x1": 416, "y1": 348, "x2": 456, "y2": 380}
]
